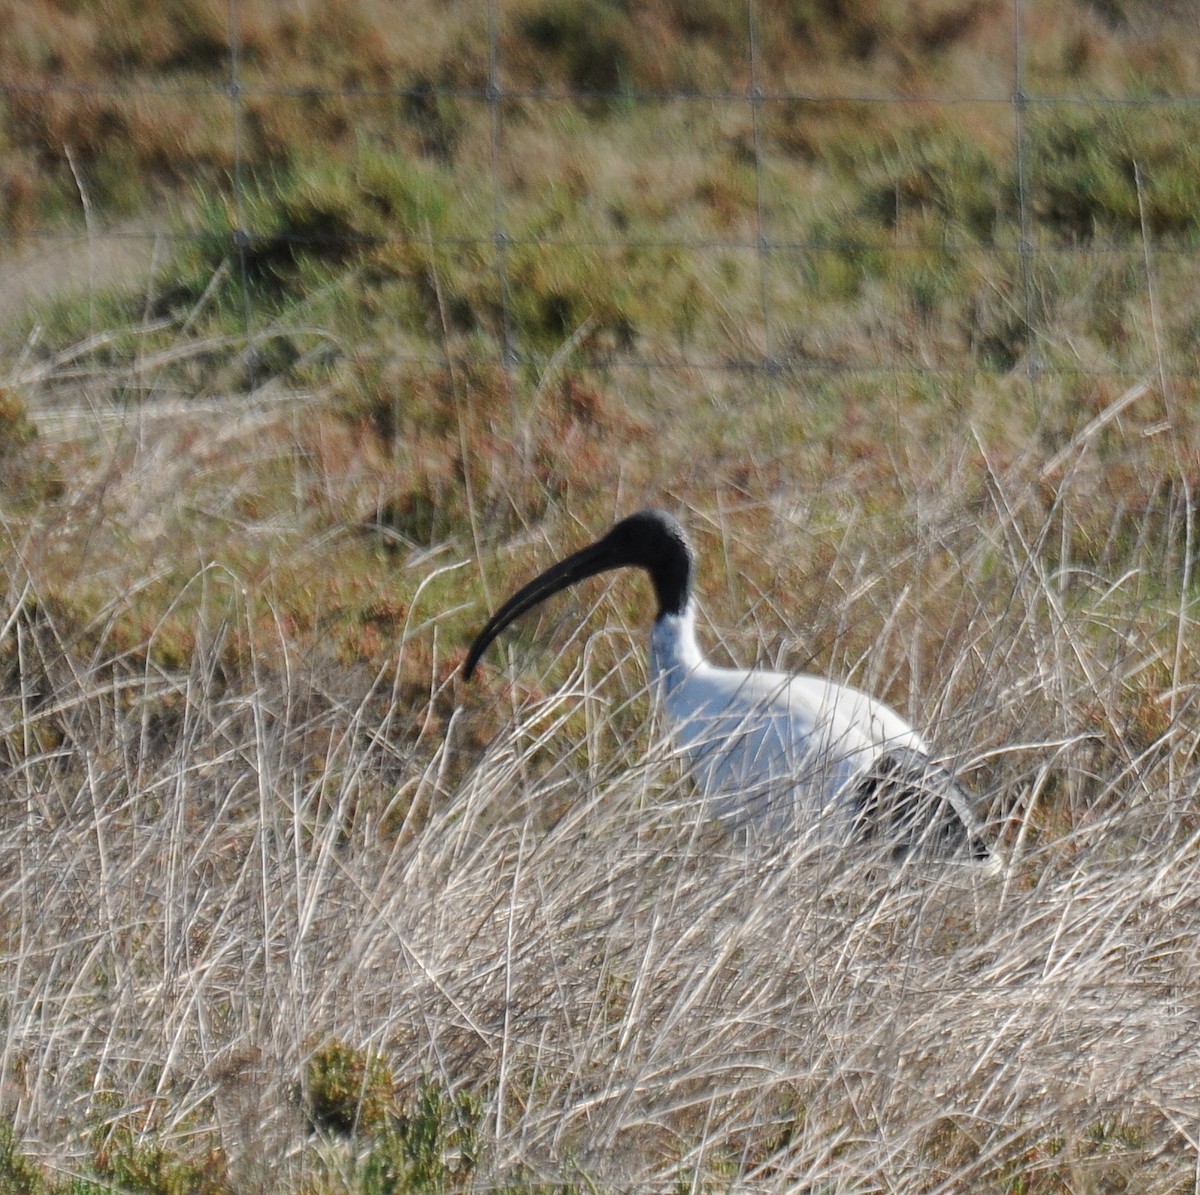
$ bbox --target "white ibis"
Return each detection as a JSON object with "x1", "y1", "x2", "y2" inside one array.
[{"x1": 463, "y1": 509, "x2": 992, "y2": 862}]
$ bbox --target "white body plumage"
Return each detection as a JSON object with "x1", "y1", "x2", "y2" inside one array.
[{"x1": 651, "y1": 607, "x2": 928, "y2": 833}]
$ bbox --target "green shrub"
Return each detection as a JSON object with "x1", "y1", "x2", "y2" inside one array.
[
  {"x1": 304, "y1": 1040, "x2": 395, "y2": 1137},
  {"x1": 854, "y1": 126, "x2": 1014, "y2": 243},
  {"x1": 358, "y1": 1078, "x2": 481, "y2": 1195},
  {"x1": 0, "y1": 1120, "x2": 45, "y2": 1195},
  {"x1": 1029, "y1": 106, "x2": 1200, "y2": 242},
  {"x1": 92, "y1": 1134, "x2": 229, "y2": 1195},
  {"x1": 513, "y1": 0, "x2": 638, "y2": 95}
]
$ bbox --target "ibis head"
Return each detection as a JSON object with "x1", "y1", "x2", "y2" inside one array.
[{"x1": 462, "y1": 509, "x2": 694, "y2": 680}]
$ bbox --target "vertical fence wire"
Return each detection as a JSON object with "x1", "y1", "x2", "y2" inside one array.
[
  {"x1": 1011, "y1": 0, "x2": 1039, "y2": 381},
  {"x1": 226, "y1": 0, "x2": 251, "y2": 344},
  {"x1": 486, "y1": 0, "x2": 518, "y2": 380},
  {"x1": 747, "y1": 0, "x2": 773, "y2": 368},
  {"x1": 0, "y1": 4, "x2": 1197, "y2": 389}
]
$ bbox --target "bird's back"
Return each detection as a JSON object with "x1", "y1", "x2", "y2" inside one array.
[{"x1": 656, "y1": 653, "x2": 929, "y2": 833}]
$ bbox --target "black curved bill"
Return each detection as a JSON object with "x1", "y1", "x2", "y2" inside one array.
[{"x1": 462, "y1": 537, "x2": 622, "y2": 679}]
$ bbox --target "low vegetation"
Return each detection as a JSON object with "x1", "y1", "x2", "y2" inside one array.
[{"x1": 3, "y1": 0, "x2": 1200, "y2": 1190}]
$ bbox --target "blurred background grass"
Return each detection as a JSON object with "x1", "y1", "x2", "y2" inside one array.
[{"x1": 3, "y1": 0, "x2": 1199, "y2": 720}]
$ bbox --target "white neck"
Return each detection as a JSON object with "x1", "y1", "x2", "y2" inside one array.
[{"x1": 649, "y1": 605, "x2": 706, "y2": 694}]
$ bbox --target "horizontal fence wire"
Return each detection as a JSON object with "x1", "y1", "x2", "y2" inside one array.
[{"x1": 2, "y1": 0, "x2": 1199, "y2": 387}]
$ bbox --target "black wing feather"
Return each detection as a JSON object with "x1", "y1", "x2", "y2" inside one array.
[{"x1": 850, "y1": 747, "x2": 991, "y2": 862}]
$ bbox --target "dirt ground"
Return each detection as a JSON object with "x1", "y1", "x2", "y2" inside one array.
[{"x1": 0, "y1": 225, "x2": 161, "y2": 333}]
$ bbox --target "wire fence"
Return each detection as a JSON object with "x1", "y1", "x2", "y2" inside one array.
[{"x1": 3, "y1": 0, "x2": 1200, "y2": 391}]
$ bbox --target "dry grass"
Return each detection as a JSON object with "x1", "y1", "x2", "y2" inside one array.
[
  {"x1": 4, "y1": 2, "x2": 1200, "y2": 1190},
  {"x1": 3, "y1": 379, "x2": 1200, "y2": 1191}
]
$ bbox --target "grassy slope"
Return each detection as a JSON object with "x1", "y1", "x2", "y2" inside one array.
[{"x1": 3, "y1": 0, "x2": 1200, "y2": 1190}]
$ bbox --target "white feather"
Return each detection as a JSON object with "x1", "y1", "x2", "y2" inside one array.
[{"x1": 651, "y1": 608, "x2": 927, "y2": 833}]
